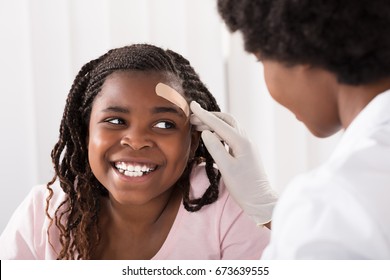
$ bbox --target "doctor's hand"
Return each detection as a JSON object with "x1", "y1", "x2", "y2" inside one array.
[{"x1": 190, "y1": 101, "x2": 278, "y2": 227}]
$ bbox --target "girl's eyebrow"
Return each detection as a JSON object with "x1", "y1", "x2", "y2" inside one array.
[
  {"x1": 102, "y1": 105, "x2": 185, "y2": 118},
  {"x1": 102, "y1": 106, "x2": 129, "y2": 113},
  {"x1": 152, "y1": 106, "x2": 186, "y2": 118}
]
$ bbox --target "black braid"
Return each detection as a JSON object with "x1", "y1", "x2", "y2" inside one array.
[
  {"x1": 165, "y1": 50, "x2": 222, "y2": 212},
  {"x1": 47, "y1": 44, "x2": 222, "y2": 259}
]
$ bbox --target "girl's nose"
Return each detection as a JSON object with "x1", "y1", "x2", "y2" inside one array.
[{"x1": 120, "y1": 127, "x2": 153, "y2": 150}]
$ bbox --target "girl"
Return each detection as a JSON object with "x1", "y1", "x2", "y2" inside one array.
[{"x1": 0, "y1": 44, "x2": 270, "y2": 259}]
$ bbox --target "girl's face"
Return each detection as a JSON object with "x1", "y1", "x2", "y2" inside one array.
[
  {"x1": 259, "y1": 58, "x2": 342, "y2": 137},
  {"x1": 87, "y1": 71, "x2": 197, "y2": 206}
]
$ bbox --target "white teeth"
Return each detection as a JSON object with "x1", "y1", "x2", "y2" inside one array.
[
  {"x1": 124, "y1": 170, "x2": 143, "y2": 177},
  {"x1": 115, "y1": 161, "x2": 156, "y2": 177},
  {"x1": 126, "y1": 165, "x2": 135, "y2": 172},
  {"x1": 141, "y1": 165, "x2": 148, "y2": 172}
]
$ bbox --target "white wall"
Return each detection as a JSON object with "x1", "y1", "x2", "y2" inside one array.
[{"x1": 0, "y1": 0, "x2": 339, "y2": 233}]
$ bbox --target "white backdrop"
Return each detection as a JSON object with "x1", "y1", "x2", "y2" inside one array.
[{"x1": 0, "y1": 0, "x2": 340, "y2": 232}]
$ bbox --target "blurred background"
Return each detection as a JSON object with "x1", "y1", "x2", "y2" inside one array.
[{"x1": 0, "y1": 0, "x2": 339, "y2": 232}]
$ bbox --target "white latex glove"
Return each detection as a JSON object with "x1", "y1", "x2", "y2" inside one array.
[{"x1": 190, "y1": 101, "x2": 278, "y2": 226}]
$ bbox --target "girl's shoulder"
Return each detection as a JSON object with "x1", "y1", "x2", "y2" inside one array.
[
  {"x1": 0, "y1": 182, "x2": 66, "y2": 259},
  {"x1": 28, "y1": 182, "x2": 67, "y2": 215}
]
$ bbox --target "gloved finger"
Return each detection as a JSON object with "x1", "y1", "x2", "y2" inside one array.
[
  {"x1": 211, "y1": 112, "x2": 238, "y2": 129},
  {"x1": 190, "y1": 114, "x2": 209, "y2": 131},
  {"x1": 190, "y1": 113, "x2": 237, "y2": 132},
  {"x1": 191, "y1": 115, "x2": 223, "y2": 141},
  {"x1": 190, "y1": 101, "x2": 243, "y2": 150},
  {"x1": 190, "y1": 102, "x2": 238, "y2": 129},
  {"x1": 201, "y1": 130, "x2": 233, "y2": 166}
]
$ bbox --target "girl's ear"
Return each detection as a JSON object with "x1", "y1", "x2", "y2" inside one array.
[{"x1": 189, "y1": 129, "x2": 201, "y2": 159}]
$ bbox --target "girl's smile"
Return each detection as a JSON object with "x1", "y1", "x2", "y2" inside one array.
[{"x1": 114, "y1": 161, "x2": 157, "y2": 178}]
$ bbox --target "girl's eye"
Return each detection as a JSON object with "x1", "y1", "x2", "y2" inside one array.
[
  {"x1": 154, "y1": 121, "x2": 175, "y2": 129},
  {"x1": 105, "y1": 118, "x2": 125, "y2": 125}
]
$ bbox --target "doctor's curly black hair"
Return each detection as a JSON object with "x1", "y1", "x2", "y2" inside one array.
[
  {"x1": 218, "y1": 0, "x2": 390, "y2": 85},
  {"x1": 46, "y1": 44, "x2": 221, "y2": 259}
]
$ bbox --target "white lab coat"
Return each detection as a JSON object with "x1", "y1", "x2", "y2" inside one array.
[{"x1": 262, "y1": 89, "x2": 390, "y2": 259}]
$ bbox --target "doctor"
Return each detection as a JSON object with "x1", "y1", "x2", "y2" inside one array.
[{"x1": 190, "y1": 0, "x2": 390, "y2": 259}]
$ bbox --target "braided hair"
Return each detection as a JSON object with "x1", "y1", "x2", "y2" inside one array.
[{"x1": 46, "y1": 44, "x2": 221, "y2": 259}]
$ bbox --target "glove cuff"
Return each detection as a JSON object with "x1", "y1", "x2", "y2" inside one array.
[{"x1": 248, "y1": 199, "x2": 277, "y2": 226}]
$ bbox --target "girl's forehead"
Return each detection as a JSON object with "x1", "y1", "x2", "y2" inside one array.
[
  {"x1": 94, "y1": 70, "x2": 188, "y2": 112},
  {"x1": 105, "y1": 70, "x2": 184, "y2": 93},
  {"x1": 95, "y1": 70, "x2": 180, "y2": 97}
]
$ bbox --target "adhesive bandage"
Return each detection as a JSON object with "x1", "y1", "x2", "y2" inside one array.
[{"x1": 155, "y1": 82, "x2": 190, "y2": 117}]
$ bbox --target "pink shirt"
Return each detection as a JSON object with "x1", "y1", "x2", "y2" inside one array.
[{"x1": 0, "y1": 165, "x2": 269, "y2": 259}]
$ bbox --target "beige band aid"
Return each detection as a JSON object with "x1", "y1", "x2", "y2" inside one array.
[{"x1": 155, "y1": 82, "x2": 190, "y2": 117}]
